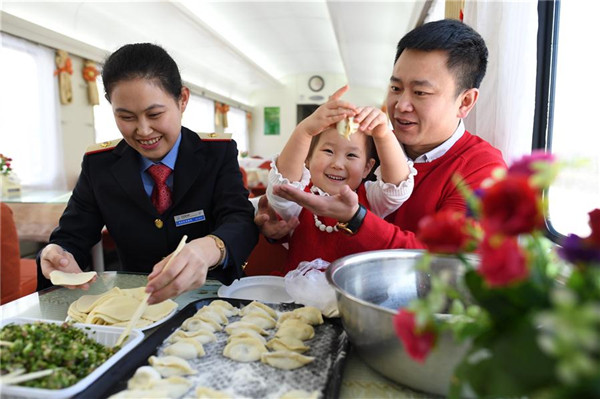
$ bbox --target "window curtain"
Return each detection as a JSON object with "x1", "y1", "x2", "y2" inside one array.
[
  {"x1": 0, "y1": 33, "x2": 65, "y2": 189},
  {"x1": 225, "y1": 107, "x2": 249, "y2": 154},
  {"x1": 462, "y1": 0, "x2": 538, "y2": 164},
  {"x1": 182, "y1": 94, "x2": 216, "y2": 133}
]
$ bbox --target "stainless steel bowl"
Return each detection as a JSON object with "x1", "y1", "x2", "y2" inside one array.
[{"x1": 326, "y1": 249, "x2": 472, "y2": 396}]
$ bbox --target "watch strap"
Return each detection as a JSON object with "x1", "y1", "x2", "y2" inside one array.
[
  {"x1": 336, "y1": 204, "x2": 367, "y2": 235},
  {"x1": 206, "y1": 234, "x2": 226, "y2": 270}
]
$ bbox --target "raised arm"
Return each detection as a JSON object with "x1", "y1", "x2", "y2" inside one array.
[{"x1": 277, "y1": 85, "x2": 357, "y2": 181}]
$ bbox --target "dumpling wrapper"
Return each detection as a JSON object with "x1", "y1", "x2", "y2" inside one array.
[
  {"x1": 50, "y1": 270, "x2": 97, "y2": 286},
  {"x1": 336, "y1": 116, "x2": 359, "y2": 140}
]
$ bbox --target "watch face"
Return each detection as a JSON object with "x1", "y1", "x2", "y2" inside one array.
[{"x1": 308, "y1": 75, "x2": 325, "y2": 92}]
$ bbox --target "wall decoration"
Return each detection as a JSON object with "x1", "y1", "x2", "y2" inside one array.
[
  {"x1": 82, "y1": 60, "x2": 100, "y2": 105},
  {"x1": 215, "y1": 102, "x2": 230, "y2": 128},
  {"x1": 264, "y1": 107, "x2": 280, "y2": 135},
  {"x1": 54, "y1": 49, "x2": 73, "y2": 104}
]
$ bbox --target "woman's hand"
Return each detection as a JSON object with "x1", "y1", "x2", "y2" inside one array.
[
  {"x1": 145, "y1": 237, "x2": 220, "y2": 304},
  {"x1": 40, "y1": 244, "x2": 96, "y2": 290}
]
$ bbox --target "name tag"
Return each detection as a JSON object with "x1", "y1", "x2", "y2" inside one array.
[{"x1": 174, "y1": 210, "x2": 205, "y2": 227}]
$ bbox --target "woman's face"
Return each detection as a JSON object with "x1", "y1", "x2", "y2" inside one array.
[{"x1": 110, "y1": 78, "x2": 189, "y2": 162}]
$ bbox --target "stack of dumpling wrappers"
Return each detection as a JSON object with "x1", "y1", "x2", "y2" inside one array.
[{"x1": 68, "y1": 287, "x2": 178, "y2": 328}]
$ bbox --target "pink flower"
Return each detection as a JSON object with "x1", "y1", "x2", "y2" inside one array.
[
  {"x1": 508, "y1": 150, "x2": 555, "y2": 178},
  {"x1": 481, "y1": 175, "x2": 543, "y2": 236},
  {"x1": 393, "y1": 309, "x2": 437, "y2": 363},
  {"x1": 417, "y1": 210, "x2": 474, "y2": 253},
  {"x1": 478, "y1": 235, "x2": 529, "y2": 287}
]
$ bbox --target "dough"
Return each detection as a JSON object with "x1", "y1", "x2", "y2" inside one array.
[
  {"x1": 336, "y1": 116, "x2": 359, "y2": 140},
  {"x1": 50, "y1": 270, "x2": 97, "y2": 286}
]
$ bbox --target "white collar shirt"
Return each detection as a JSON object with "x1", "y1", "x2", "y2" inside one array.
[{"x1": 409, "y1": 120, "x2": 466, "y2": 163}]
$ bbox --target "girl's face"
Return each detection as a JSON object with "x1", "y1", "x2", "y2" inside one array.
[
  {"x1": 306, "y1": 128, "x2": 375, "y2": 195},
  {"x1": 110, "y1": 78, "x2": 189, "y2": 162}
]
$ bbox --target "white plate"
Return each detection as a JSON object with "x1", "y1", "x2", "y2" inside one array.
[
  {"x1": 66, "y1": 302, "x2": 178, "y2": 331},
  {"x1": 217, "y1": 276, "x2": 293, "y2": 303},
  {"x1": 1, "y1": 317, "x2": 144, "y2": 399}
]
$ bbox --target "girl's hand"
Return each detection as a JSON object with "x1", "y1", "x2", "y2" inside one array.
[
  {"x1": 299, "y1": 85, "x2": 357, "y2": 136},
  {"x1": 353, "y1": 106, "x2": 391, "y2": 139}
]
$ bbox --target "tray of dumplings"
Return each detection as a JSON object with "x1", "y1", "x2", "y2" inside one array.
[{"x1": 76, "y1": 297, "x2": 349, "y2": 399}]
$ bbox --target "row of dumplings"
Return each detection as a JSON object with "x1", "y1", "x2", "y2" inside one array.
[{"x1": 109, "y1": 300, "x2": 323, "y2": 398}]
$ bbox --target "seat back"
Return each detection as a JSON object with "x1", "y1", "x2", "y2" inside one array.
[{"x1": 1, "y1": 202, "x2": 24, "y2": 304}]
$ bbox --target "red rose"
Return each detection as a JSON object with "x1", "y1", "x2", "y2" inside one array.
[
  {"x1": 393, "y1": 309, "x2": 436, "y2": 363},
  {"x1": 507, "y1": 150, "x2": 555, "y2": 178},
  {"x1": 478, "y1": 235, "x2": 529, "y2": 287},
  {"x1": 417, "y1": 210, "x2": 474, "y2": 253},
  {"x1": 481, "y1": 175, "x2": 543, "y2": 236},
  {"x1": 587, "y1": 209, "x2": 600, "y2": 246}
]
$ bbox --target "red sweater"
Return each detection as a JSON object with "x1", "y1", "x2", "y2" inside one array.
[
  {"x1": 278, "y1": 132, "x2": 505, "y2": 274},
  {"x1": 352, "y1": 131, "x2": 506, "y2": 252}
]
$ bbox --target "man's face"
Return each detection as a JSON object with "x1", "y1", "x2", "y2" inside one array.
[{"x1": 385, "y1": 49, "x2": 469, "y2": 159}]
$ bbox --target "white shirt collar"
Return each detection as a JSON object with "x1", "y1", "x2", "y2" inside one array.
[{"x1": 409, "y1": 120, "x2": 466, "y2": 163}]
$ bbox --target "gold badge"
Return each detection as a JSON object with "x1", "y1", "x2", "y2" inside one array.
[{"x1": 155, "y1": 219, "x2": 164, "y2": 229}]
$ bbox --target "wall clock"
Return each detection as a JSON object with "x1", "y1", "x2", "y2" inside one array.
[{"x1": 308, "y1": 75, "x2": 325, "y2": 92}]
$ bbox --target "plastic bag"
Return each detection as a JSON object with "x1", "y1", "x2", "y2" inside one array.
[{"x1": 284, "y1": 258, "x2": 339, "y2": 317}]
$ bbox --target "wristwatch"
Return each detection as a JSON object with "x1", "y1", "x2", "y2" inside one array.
[
  {"x1": 336, "y1": 204, "x2": 367, "y2": 235},
  {"x1": 206, "y1": 234, "x2": 226, "y2": 270}
]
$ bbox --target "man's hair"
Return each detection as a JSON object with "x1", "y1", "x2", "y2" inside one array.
[
  {"x1": 395, "y1": 19, "x2": 488, "y2": 94},
  {"x1": 102, "y1": 43, "x2": 183, "y2": 103}
]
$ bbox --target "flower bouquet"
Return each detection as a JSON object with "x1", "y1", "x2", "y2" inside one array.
[
  {"x1": 0, "y1": 153, "x2": 21, "y2": 197},
  {"x1": 393, "y1": 152, "x2": 600, "y2": 398}
]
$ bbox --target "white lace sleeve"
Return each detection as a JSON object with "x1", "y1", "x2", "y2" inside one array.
[
  {"x1": 266, "y1": 155, "x2": 311, "y2": 221},
  {"x1": 365, "y1": 161, "x2": 417, "y2": 219}
]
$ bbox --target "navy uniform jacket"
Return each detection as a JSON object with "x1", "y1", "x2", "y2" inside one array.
[{"x1": 36, "y1": 127, "x2": 258, "y2": 290}]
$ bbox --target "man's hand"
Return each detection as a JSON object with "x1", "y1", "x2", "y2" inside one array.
[
  {"x1": 40, "y1": 244, "x2": 95, "y2": 290},
  {"x1": 272, "y1": 184, "x2": 359, "y2": 222},
  {"x1": 254, "y1": 195, "x2": 299, "y2": 240}
]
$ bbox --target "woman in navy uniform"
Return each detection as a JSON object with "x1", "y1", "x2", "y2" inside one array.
[{"x1": 37, "y1": 43, "x2": 258, "y2": 304}]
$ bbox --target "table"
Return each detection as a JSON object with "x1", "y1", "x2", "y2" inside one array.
[{"x1": 0, "y1": 274, "x2": 438, "y2": 398}]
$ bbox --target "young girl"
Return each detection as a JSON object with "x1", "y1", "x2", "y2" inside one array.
[
  {"x1": 37, "y1": 43, "x2": 258, "y2": 304},
  {"x1": 267, "y1": 85, "x2": 415, "y2": 274}
]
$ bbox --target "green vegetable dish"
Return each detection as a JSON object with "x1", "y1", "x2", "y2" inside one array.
[{"x1": 0, "y1": 321, "x2": 119, "y2": 389}]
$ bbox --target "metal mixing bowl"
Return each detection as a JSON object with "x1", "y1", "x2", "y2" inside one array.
[{"x1": 326, "y1": 249, "x2": 473, "y2": 396}]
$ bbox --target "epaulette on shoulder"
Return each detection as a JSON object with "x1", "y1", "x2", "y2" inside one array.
[
  {"x1": 197, "y1": 132, "x2": 232, "y2": 141},
  {"x1": 85, "y1": 139, "x2": 122, "y2": 155}
]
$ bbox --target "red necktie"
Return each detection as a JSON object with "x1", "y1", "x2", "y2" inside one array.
[{"x1": 147, "y1": 164, "x2": 172, "y2": 214}]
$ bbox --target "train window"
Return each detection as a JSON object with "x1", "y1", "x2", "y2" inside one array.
[
  {"x1": 0, "y1": 33, "x2": 64, "y2": 189},
  {"x1": 537, "y1": 0, "x2": 599, "y2": 238},
  {"x1": 225, "y1": 107, "x2": 249, "y2": 153},
  {"x1": 93, "y1": 78, "x2": 121, "y2": 143},
  {"x1": 182, "y1": 93, "x2": 216, "y2": 134}
]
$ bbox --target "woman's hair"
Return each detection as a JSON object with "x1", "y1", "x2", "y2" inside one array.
[{"x1": 102, "y1": 43, "x2": 183, "y2": 103}]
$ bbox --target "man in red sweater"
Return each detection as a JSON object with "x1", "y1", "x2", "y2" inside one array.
[{"x1": 259, "y1": 19, "x2": 506, "y2": 250}]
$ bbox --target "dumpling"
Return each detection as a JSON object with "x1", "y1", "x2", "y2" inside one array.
[
  {"x1": 148, "y1": 355, "x2": 197, "y2": 377},
  {"x1": 189, "y1": 314, "x2": 223, "y2": 331},
  {"x1": 227, "y1": 329, "x2": 267, "y2": 345},
  {"x1": 193, "y1": 307, "x2": 228, "y2": 325},
  {"x1": 240, "y1": 312, "x2": 277, "y2": 330},
  {"x1": 279, "y1": 390, "x2": 320, "y2": 399},
  {"x1": 292, "y1": 306, "x2": 324, "y2": 325},
  {"x1": 208, "y1": 300, "x2": 240, "y2": 317},
  {"x1": 108, "y1": 388, "x2": 169, "y2": 398},
  {"x1": 276, "y1": 319, "x2": 315, "y2": 341},
  {"x1": 223, "y1": 337, "x2": 267, "y2": 362},
  {"x1": 240, "y1": 301, "x2": 278, "y2": 319},
  {"x1": 153, "y1": 376, "x2": 193, "y2": 399},
  {"x1": 163, "y1": 338, "x2": 205, "y2": 359},
  {"x1": 266, "y1": 336, "x2": 310, "y2": 353},
  {"x1": 225, "y1": 321, "x2": 268, "y2": 336},
  {"x1": 167, "y1": 328, "x2": 216, "y2": 345},
  {"x1": 181, "y1": 317, "x2": 221, "y2": 332},
  {"x1": 195, "y1": 386, "x2": 232, "y2": 399},
  {"x1": 261, "y1": 350, "x2": 315, "y2": 370},
  {"x1": 127, "y1": 366, "x2": 162, "y2": 390}
]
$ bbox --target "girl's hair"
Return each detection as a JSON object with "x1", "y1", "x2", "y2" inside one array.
[
  {"x1": 102, "y1": 43, "x2": 183, "y2": 103},
  {"x1": 307, "y1": 128, "x2": 377, "y2": 165}
]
